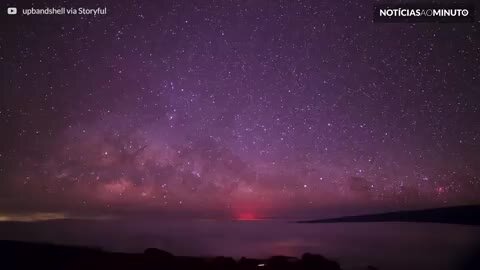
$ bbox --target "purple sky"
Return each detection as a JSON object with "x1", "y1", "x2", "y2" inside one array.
[{"x1": 1, "y1": 0, "x2": 479, "y2": 220}]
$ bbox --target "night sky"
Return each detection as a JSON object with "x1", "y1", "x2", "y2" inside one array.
[{"x1": 1, "y1": 0, "x2": 479, "y2": 221}]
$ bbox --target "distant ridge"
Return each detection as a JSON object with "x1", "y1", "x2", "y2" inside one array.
[{"x1": 297, "y1": 204, "x2": 480, "y2": 226}]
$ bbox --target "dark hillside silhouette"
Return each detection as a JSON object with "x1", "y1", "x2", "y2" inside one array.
[{"x1": 297, "y1": 204, "x2": 480, "y2": 226}]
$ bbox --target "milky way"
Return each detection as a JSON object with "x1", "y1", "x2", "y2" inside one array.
[{"x1": 1, "y1": 1, "x2": 479, "y2": 219}]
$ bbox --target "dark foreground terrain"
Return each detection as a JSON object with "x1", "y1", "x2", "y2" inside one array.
[{"x1": 0, "y1": 240, "x2": 355, "y2": 270}]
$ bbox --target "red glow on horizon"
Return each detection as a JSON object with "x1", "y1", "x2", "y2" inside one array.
[{"x1": 236, "y1": 212, "x2": 257, "y2": 221}]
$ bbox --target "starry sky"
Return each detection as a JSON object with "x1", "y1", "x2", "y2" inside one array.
[{"x1": 1, "y1": 0, "x2": 479, "y2": 220}]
